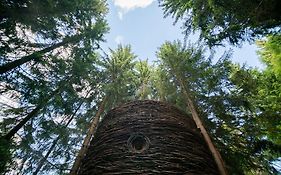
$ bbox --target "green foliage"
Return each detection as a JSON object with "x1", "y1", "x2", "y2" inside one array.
[
  {"x1": 135, "y1": 60, "x2": 153, "y2": 100},
  {"x1": 99, "y1": 45, "x2": 138, "y2": 106},
  {"x1": 0, "y1": 0, "x2": 109, "y2": 74},
  {"x1": 0, "y1": 0, "x2": 110, "y2": 174},
  {"x1": 0, "y1": 0, "x2": 108, "y2": 41},
  {"x1": 159, "y1": 0, "x2": 281, "y2": 46},
  {"x1": 257, "y1": 34, "x2": 281, "y2": 77},
  {"x1": 0, "y1": 137, "x2": 12, "y2": 174},
  {"x1": 229, "y1": 65, "x2": 281, "y2": 174},
  {"x1": 155, "y1": 40, "x2": 281, "y2": 174},
  {"x1": 1, "y1": 1, "x2": 280, "y2": 174}
]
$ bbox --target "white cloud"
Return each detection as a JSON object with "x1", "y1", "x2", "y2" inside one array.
[
  {"x1": 113, "y1": 0, "x2": 154, "y2": 11},
  {"x1": 115, "y1": 35, "x2": 124, "y2": 44},
  {"x1": 118, "y1": 11, "x2": 123, "y2": 20},
  {"x1": 113, "y1": 0, "x2": 154, "y2": 20}
]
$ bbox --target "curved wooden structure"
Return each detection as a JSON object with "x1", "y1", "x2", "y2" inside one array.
[{"x1": 78, "y1": 100, "x2": 219, "y2": 174}]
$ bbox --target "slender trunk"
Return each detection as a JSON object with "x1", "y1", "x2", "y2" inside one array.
[
  {"x1": 178, "y1": 79, "x2": 228, "y2": 175},
  {"x1": 4, "y1": 105, "x2": 42, "y2": 140},
  {"x1": 69, "y1": 97, "x2": 108, "y2": 175},
  {"x1": 0, "y1": 33, "x2": 83, "y2": 74},
  {"x1": 4, "y1": 84, "x2": 64, "y2": 140},
  {"x1": 33, "y1": 87, "x2": 94, "y2": 174},
  {"x1": 33, "y1": 136, "x2": 59, "y2": 175},
  {"x1": 33, "y1": 99, "x2": 86, "y2": 175}
]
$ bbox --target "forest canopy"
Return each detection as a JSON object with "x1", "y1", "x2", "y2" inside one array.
[
  {"x1": 159, "y1": 0, "x2": 281, "y2": 46},
  {"x1": 0, "y1": 0, "x2": 281, "y2": 174}
]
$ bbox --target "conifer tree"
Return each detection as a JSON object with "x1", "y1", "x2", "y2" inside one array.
[
  {"x1": 159, "y1": 0, "x2": 281, "y2": 45},
  {"x1": 155, "y1": 40, "x2": 281, "y2": 174},
  {"x1": 0, "y1": 1, "x2": 109, "y2": 173}
]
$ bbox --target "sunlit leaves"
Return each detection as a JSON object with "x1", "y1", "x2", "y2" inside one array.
[{"x1": 257, "y1": 34, "x2": 281, "y2": 77}]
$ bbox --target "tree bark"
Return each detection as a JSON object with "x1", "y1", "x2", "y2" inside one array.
[
  {"x1": 165, "y1": 55, "x2": 228, "y2": 174},
  {"x1": 178, "y1": 78, "x2": 228, "y2": 175},
  {"x1": 0, "y1": 33, "x2": 84, "y2": 74},
  {"x1": 3, "y1": 84, "x2": 64, "y2": 140},
  {"x1": 69, "y1": 97, "x2": 108, "y2": 175}
]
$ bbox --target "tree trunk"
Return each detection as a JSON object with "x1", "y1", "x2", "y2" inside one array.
[
  {"x1": 33, "y1": 98, "x2": 86, "y2": 175},
  {"x1": 3, "y1": 84, "x2": 64, "y2": 140},
  {"x1": 177, "y1": 77, "x2": 228, "y2": 175},
  {"x1": 77, "y1": 100, "x2": 220, "y2": 174},
  {"x1": 0, "y1": 33, "x2": 84, "y2": 74},
  {"x1": 33, "y1": 136, "x2": 59, "y2": 175},
  {"x1": 69, "y1": 97, "x2": 108, "y2": 175}
]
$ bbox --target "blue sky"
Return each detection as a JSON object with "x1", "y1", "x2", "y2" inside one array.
[{"x1": 101, "y1": 0, "x2": 264, "y2": 69}]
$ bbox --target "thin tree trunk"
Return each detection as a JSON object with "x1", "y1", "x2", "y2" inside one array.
[
  {"x1": 69, "y1": 97, "x2": 108, "y2": 175},
  {"x1": 33, "y1": 99, "x2": 86, "y2": 175},
  {"x1": 3, "y1": 105, "x2": 42, "y2": 141},
  {"x1": 33, "y1": 88, "x2": 94, "y2": 174},
  {"x1": 33, "y1": 136, "x2": 60, "y2": 175},
  {"x1": 3, "y1": 84, "x2": 64, "y2": 140},
  {"x1": 0, "y1": 33, "x2": 83, "y2": 74},
  {"x1": 178, "y1": 78, "x2": 228, "y2": 175}
]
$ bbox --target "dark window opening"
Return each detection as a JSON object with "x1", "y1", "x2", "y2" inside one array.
[{"x1": 127, "y1": 133, "x2": 149, "y2": 153}]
